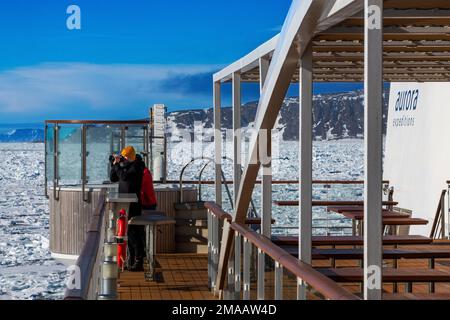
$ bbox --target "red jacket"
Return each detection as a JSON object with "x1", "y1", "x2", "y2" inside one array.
[{"x1": 141, "y1": 168, "x2": 157, "y2": 207}]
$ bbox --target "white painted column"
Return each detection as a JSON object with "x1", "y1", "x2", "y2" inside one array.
[
  {"x1": 257, "y1": 58, "x2": 270, "y2": 300},
  {"x1": 364, "y1": 0, "x2": 383, "y2": 300},
  {"x1": 259, "y1": 57, "x2": 272, "y2": 239},
  {"x1": 233, "y1": 72, "x2": 242, "y2": 207},
  {"x1": 298, "y1": 43, "x2": 313, "y2": 300},
  {"x1": 214, "y1": 81, "x2": 222, "y2": 206}
]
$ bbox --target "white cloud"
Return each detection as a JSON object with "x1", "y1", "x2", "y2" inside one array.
[{"x1": 0, "y1": 63, "x2": 219, "y2": 115}]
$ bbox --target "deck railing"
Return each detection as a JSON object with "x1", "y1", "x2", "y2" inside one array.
[
  {"x1": 44, "y1": 120, "x2": 161, "y2": 201},
  {"x1": 64, "y1": 188, "x2": 107, "y2": 300},
  {"x1": 430, "y1": 189, "x2": 447, "y2": 239},
  {"x1": 205, "y1": 202, "x2": 360, "y2": 300},
  {"x1": 182, "y1": 179, "x2": 391, "y2": 236}
]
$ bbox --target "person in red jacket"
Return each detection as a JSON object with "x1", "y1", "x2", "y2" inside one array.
[
  {"x1": 135, "y1": 154, "x2": 157, "y2": 210},
  {"x1": 141, "y1": 167, "x2": 157, "y2": 210}
]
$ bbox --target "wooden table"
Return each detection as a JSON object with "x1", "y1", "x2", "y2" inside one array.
[
  {"x1": 318, "y1": 267, "x2": 450, "y2": 293},
  {"x1": 272, "y1": 235, "x2": 433, "y2": 246},
  {"x1": 340, "y1": 211, "x2": 409, "y2": 220},
  {"x1": 129, "y1": 212, "x2": 176, "y2": 281},
  {"x1": 340, "y1": 210, "x2": 427, "y2": 235},
  {"x1": 274, "y1": 200, "x2": 398, "y2": 207},
  {"x1": 327, "y1": 206, "x2": 393, "y2": 213}
]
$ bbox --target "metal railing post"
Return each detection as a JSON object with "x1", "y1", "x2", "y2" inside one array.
[
  {"x1": 448, "y1": 183, "x2": 450, "y2": 239},
  {"x1": 234, "y1": 232, "x2": 241, "y2": 299},
  {"x1": 163, "y1": 131, "x2": 168, "y2": 184},
  {"x1": 143, "y1": 126, "x2": 149, "y2": 168},
  {"x1": 227, "y1": 253, "x2": 235, "y2": 300},
  {"x1": 53, "y1": 125, "x2": 59, "y2": 201},
  {"x1": 44, "y1": 124, "x2": 48, "y2": 198},
  {"x1": 212, "y1": 214, "x2": 219, "y2": 293},
  {"x1": 441, "y1": 190, "x2": 446, "y2": 239},
  {"x1": 107, "y1": 209, "x2": 116, "y2": 243},
  {"x1": 243, "y1": 238, "x2": 251, "y2": 300},
  {"x1": 98, "y1": 259, "x2": 118, "y2": 300},
  {"x1": 81, "y1": 124, "x2": 88, "y2": 202},
  {"x1": 207, "y1": 210, "x2": 212, "y2": 289},
  {"x1": 257, "y1": 249, "x2": 265, "y2": 300},
  {"x1": 274, "y1": 261, "x2": 283, "y2": 300},
  {"x1": 120, "y1": 126, "x2": 126, "y2": 151},
  {"x1": 99, "y1": 207, "x2": 118, "y2": 300}
]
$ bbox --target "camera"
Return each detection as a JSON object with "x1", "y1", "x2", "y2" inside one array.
[{"x1": 109, "y1": 154, "x2": 125, "y2": 164}]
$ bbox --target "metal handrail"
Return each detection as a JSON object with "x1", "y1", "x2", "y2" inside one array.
[
  {"x1": 45, "y1": 120, "x2": 148, "y2": 125},
  {"x1": 179, "y1": 157, "x2": 215, "y2": 203},
  {"x1": 64, "y1": 188, "x2": 107, "y2": 300},
  {"x1": 197, "y1": 161, "x2": 234, "y2": 210},
  {"x1": 205, "y1": 202, "x2": 360, "y2": 300},
  {"x1": 167, "y1": 179, "x2": 390, "y2": 185},
  {"x1": 274, "y1": 200, "x2": 399, "y2": 207},
  {"x1": 178, "y1": 157, "x2": 258, "y2": 218},
  {"x1": 430, "y1": 189, "x2": 447, "y2": 239}
]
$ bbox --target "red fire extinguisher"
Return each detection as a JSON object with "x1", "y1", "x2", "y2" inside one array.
[{"x1": 117, "y1": 209, "x2": 127, "y2": 271}]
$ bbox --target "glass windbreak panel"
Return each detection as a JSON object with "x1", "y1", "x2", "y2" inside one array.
[
  {"x1": 110, "y1": 126, "x2": 123, "y2": 155},
  {"x1": 125, "y1": 126, "x2": 145, "y2": 156},
  {"x1": 86, "y1": 125, "x2": 112, "y2": 184},
  {"x1": 58, "y1": 125, "x2": 82, "y2": 185},
  {"x1": 45, "y1": 125, "x2": 54, "y2": 183}
]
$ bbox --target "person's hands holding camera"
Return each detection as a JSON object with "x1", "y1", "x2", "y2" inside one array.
[{"x1": 113, "y1": 154, "x2": 122, "y2": 165}]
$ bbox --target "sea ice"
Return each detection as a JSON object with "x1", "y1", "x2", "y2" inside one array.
[{"x1": 0, "y1": 139, "x2": 369, "y2": 299}]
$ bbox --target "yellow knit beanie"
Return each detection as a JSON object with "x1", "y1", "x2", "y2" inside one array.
[{"x1": 121, "y1": 146, "x2": 136, "y2": 161}]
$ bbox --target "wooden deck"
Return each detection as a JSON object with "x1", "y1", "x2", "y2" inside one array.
[
  {"x1": 118, "y1": 254, "x2": 217, "y2": 300},
  {"x1": 117, "y1": 244, "x2": 450, "y2": 300}
]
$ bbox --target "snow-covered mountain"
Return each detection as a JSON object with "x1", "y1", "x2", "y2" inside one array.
[
  {"x1": 0, "y1": 90, "x2": 389, "y2": 143},
  {"x1": 167, "y1": 89, "x2": 389, "y2": 141}
]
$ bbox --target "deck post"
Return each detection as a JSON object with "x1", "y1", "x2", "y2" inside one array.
[
  {"x1": 234, "y1": 232, "x2": 242, "y2": 299},
  {"x1": 274, "y1": 261, "x2": 283, "y2": 300},
  {"x1": 364, "y1": 0, "x2": 383, "y2": 300},
  {"x1": 259, "y1": 57, "x2": 272, "y2": 239},
  {"x1": 212, "y1": 215, "x2": 219, "y2": 292},
  {"x1": 223, "y1": 72, "x2": 241, "y2": 299},
  {"x1": 258, "y1": 57, "x2": 270, "y2": 301},
  {"x1": 207, "y1": 209, "x2": 212, "y2": 289},
  {"x1": 298, "y1": 43, "x2": 313, "y2": 300},
  {"x1": 214, "y1": 81, "x2": 222, "y2": 206},
  {"x1": 243, "y1": 238, "x2": 251, "y2": 300},
  {"x1": 257, "y1": 248, "x2": 265, "y2": 300},
  {"x1": 233, "y1": 71, "x2": 242, "y2": 206}
]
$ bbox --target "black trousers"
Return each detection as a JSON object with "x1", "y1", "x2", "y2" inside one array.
[
  {"x1": 128, "y1": 225, "x2": 145, "y2": 260},
  {"x1": 127, "y1": 204, "x2": 157, "y2": 260}
]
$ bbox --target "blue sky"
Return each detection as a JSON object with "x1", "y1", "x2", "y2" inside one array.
[{"x1": 0, "y1": 0, "x2": 360, "y2": 123}]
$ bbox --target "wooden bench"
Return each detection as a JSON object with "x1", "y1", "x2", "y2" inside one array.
[
  {"x1": 327, "y1": 206, "x2": 392, "y2": 213},
  {"x1": 244, "y1": 218, "x2": 276, "y2": 225},
  {"x1": 318, "y1": 267, "x2": 450, "y2": 287},
  {"x1": 340, "y1": 211, "x2": 409, "y2": 220},
  {"x1": 344, "y1": 215, "x2": 428, "y2": 226},
  {"x1": 339, "y1": 213, "x2": 427, "y2": 236},
  {"x1": 282, "y1": 247, "x2": 450, "y2": 260},
  {"x1": 383, "y1": 293, "x2": 450, "y2": 300},
  {"x1": 272, "y1": 235, "x2": 433, "y2": 246}
]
